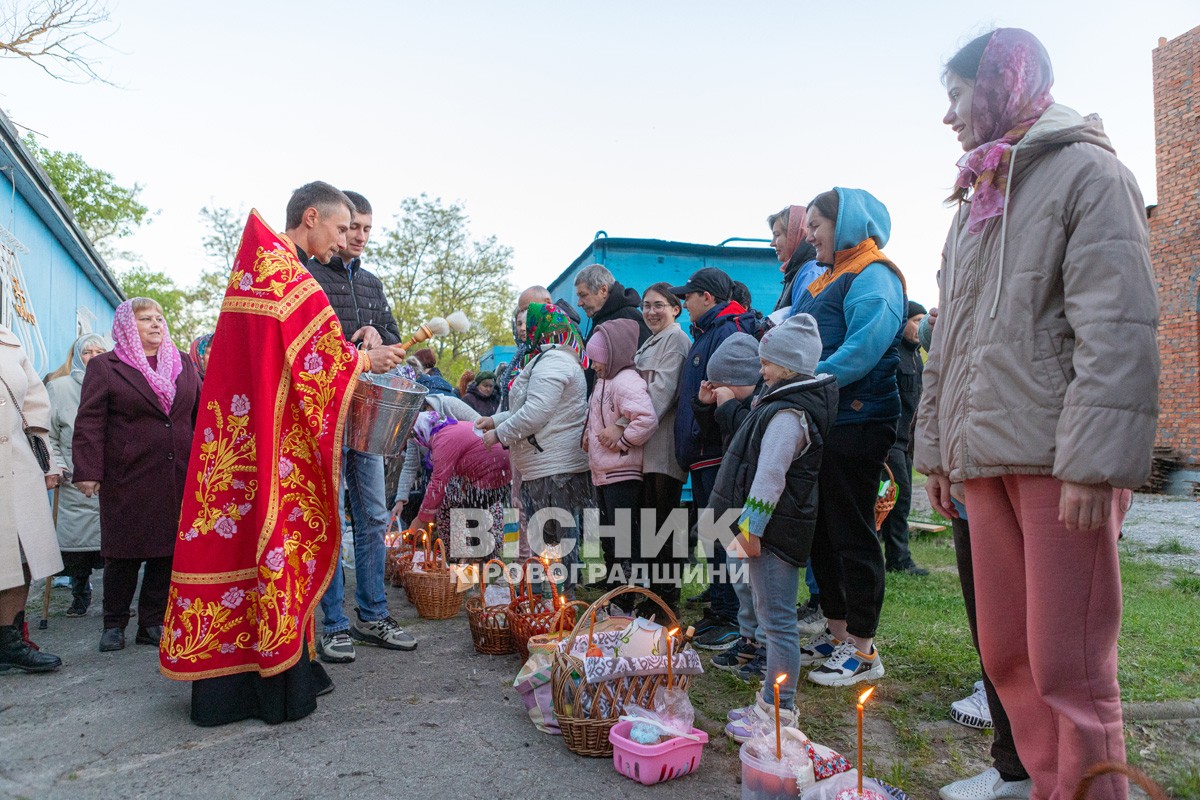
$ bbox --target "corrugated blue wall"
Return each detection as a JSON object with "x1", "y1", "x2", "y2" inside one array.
[
  {"x1": 1, "y1": 170, "x2": 117, "y2": 377},
  {"x1": 547, "y1": 237, "x2": 780, "y2": 337}
]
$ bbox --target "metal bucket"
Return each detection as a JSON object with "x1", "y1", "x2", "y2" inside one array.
[{"x1": 344, "y1": 373, "x2": 428, "y2": 457}]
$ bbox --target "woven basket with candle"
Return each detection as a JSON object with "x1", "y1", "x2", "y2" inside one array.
[
  {"x1": 506, "y1": 557, "x2": 576, "y2": 661},
  {"x1": 405, "y1": 537, "x2": 463, "y2": 620},
  {"x1": 385, "y1": 525, "x2": 417, "y2": 588},
  {"x1": 466, "y1": 559, "x2": 517, "y2": 655},
  {"x1": 874, "y1": 463, "x2": 897, "y2": 531},
  {"x1": 552, "y1": 586, "x2": 703, "y2": 758}
]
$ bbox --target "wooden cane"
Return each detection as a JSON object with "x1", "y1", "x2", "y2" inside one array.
[{"x1": 39, "y1": 485, "x2": 61, "y2": 630}]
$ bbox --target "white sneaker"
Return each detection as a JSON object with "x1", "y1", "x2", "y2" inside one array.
[
  {"x1": 797, "y1": 603, "x2": 827, "y2": 637},
  {"x1": 798, "y1": 629, "x2": 842, "y2": 666},
  {"x1": 939, "y1": 767, "x2": 1031, "y2": 800},
  {"x1": 316, "y1": 630, "x2": 356, "y2": 664},
  {"x1": 724, "y1": 693, "x2": 797, "y2": 743},
  {"x1": 807, "y1": 641, "x2": 884, "y2": 687},
  {"x1": 950, "y1": 680, "x2": 993, "y2": 730}
]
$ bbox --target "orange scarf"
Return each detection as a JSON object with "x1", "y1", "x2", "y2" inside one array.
[{"x1": 805, "y1": 239, "x2": 906, "y2": 298}]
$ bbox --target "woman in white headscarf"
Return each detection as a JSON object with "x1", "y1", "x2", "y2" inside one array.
[{"x1": 46, "y1": 333, "x2": 109, "y2": 617}]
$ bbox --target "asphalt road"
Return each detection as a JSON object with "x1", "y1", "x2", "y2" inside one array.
[{"x1": 1, "y1": 583, "x2": 740, "y2": 800}]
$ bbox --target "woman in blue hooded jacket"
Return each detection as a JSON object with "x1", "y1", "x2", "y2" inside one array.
[{"x1": 792, "y1": 187, "x2": 906, "y2": 688}]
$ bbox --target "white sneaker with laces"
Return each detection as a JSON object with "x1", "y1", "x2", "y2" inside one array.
[
  {"x1": 316, "y1": 630, "x2": 356, "y2": 663},
  {"x1": 950, "y1": 680, "x2": 993, "y2": 730},
  {"x1": 351, "y1": 616, "x2": 418, "y2": 651},
  {"x1": 807, "y1": 641, "x2": 884, "y2": 687},
  {"x1": 797, "y1": 603, "x2": 826, "y2": 637},
  {"x1": 939, "y1": 767, "x2": 1031, "y2": 800},
  {"x1": 798, "y1": 629, "x2": 842, "y2": 666}
]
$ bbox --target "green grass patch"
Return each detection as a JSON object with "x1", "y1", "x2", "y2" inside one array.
[
  {"x1": 1146, "y1": 536, "x2": 1194, "y2": 555},
  {"x1": 680, "y1": 527, "x2": 1200, "y2": 798}
]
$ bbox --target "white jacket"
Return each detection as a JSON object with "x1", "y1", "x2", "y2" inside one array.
[{"x1": 492, "y1": 346, "x2": 589, "y2": 481}]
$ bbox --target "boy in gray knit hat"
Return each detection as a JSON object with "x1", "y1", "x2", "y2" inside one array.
[
  {"x1": 694, "y1": 331, "x2": 766, "y2": 659},
  {"x1": 709, "y1": 313, "x2": 840, "y2": 740}
]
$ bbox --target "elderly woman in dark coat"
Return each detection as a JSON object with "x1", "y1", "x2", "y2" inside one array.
[{"x1": 73, "y1": 298, "x2": 200, "y2": 653}]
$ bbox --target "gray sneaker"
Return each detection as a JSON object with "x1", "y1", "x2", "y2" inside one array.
[
  {"x1": 316, "y1": 630, "x2": 356, "y2": 663},
  {"x1": 351, "y1": 616, "x2": 417, "y2": 651}
]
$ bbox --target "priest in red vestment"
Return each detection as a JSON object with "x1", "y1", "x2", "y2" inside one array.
[{"x1": 160, "y1": 189, "x2": 404, "y2": 725}]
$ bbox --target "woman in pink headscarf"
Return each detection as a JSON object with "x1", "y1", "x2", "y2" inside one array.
[
  {"x1": 767, "y1": 204, "x2": 824, "y2": 318},
  {"x1": 915, "y1": 29, "x2": 1158, "y2": 800},
  {"x1": 72, "y1": 298, "x2": 201, "y2": 654}
]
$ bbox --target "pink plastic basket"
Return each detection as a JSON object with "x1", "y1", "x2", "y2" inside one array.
[{"x1": 609, "y1": 719, "x2": 709, "y2": 786}]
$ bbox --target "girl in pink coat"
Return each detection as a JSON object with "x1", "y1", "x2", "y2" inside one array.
[{"x1": 584, "y1": 318, "x2": 658, "y2": 595}]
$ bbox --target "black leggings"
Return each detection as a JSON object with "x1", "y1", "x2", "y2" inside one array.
[
  {"x1": 808, "y1": 421, "x2": 893, "y2": 639},
  {"x1": 640, "y1": 473, "x2": 685, "y2": 607}
]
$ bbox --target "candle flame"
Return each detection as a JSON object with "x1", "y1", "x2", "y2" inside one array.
[
  {"x1": 775, "y1": 673, "x2": 788, "y2": 685},
  {"x1": 858, "y1": 686, "x2": 875, "y2": 704},
  {"x1": 668, "y1": 627, "x2": 679, "y2": 637}
]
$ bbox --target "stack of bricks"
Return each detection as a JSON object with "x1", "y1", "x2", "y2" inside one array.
[{"x1": 1150, "y1": 26, "x2": 1200, "y2": 472}]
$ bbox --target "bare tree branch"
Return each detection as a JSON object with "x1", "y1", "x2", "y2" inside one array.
[{"x1": 1, "y1": 0, "x2": 117, "y2": 85}]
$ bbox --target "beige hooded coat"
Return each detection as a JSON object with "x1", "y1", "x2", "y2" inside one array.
[
  {"x1": 0, "y1": 325, "x2": 63, "y2": 590},
  {"x1": 914, "y1": 105, "x2": 1159, "y2": 489}
]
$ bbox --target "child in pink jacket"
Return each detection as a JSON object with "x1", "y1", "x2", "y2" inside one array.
[{"x1": 585, "y1": 318, "x2": 658, "y2": 595}]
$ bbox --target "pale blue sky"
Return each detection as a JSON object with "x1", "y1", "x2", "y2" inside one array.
[{"x1": 2, "y1": 1, "x2": 1195, "y2": 310}]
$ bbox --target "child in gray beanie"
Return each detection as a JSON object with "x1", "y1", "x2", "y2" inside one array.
[
  {"x1": 709, "y1": 312, "x2": 840, "y2": 741},
  {"x1": 695, "y1": 331, "x2": 765, "y2": 663}
]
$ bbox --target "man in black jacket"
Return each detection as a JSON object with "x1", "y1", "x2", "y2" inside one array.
[
  {"x1": 307, "y1": 191, "x2": 402, "y2": 349},
  {"x1": 574, "y1": 264, "x2": 650, "y2": 395},
  {"x1": 878, "y1": 301, "x2": 928, "y2": 576},
  {"x1": 307, "y1": 191, "x2": 416, "y2": 663}
]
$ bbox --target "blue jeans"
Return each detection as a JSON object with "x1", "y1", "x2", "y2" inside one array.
[
  {"x1": 805, "y1": 561, "x2": 820, "y2": 600},
  {"x1": 320, "y1": 449, "x2": 389, "y2": 633},
  {"x1": 748, "y1": 550, "x2": 801, "y2": 709},
  {"x1": 730, "y1": 554, "x2": 760, "y2": 641},
  {"x1": 692, "y1": 466, "x2": 739, "y2": 622}
]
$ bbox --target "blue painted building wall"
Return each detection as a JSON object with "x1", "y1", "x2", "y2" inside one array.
[
  {"x1": 547, "y1": 235, "x2": 780, "y2": 336},
  {"x1": 1, "y1": 111, "x2": 122, "y2": 377}
]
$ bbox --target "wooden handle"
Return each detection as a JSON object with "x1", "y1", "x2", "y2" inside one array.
[{"x1": 399, "y1": 324, "x2": 434, "y2": 353}]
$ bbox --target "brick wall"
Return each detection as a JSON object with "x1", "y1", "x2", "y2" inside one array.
[{"x1": 1151, "y1": 26, "x2": 1200, "y2": 467}]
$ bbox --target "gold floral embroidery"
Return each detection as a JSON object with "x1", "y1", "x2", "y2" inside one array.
[
  {"x1": 160, "y1": 587, "x2": 254, "y2": 664},
  {"x1": 182, "y1": 398, "x2": 259, "y2": 541},
  {"x1": 228, "y1": 244, "x2": 305, "y2": 299}
]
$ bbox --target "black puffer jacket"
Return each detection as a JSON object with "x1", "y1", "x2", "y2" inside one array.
[
  {"x1": 583, "y1": 281, "x2": 651, "y2": 394},
  {"x1": 307, "y1": 256, "x2": 402, "y2": 345}
]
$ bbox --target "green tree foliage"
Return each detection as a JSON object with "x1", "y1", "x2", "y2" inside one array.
[
  {"x1": 22, "y1": 133, "x2": 149, "y2": 256},
  {"x1": 370, "y1": 195, "x2": 516, "y2": 381}
]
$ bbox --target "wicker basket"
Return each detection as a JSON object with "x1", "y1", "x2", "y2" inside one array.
[
  {"x1": 552, "y1": 585, "x2": 692, "y2": 758},
  {"x1": 406, "y1": 538, "x2": 463, "y2": 620},
  {"x1": 1072, "y1": 761, "x2": 1167, "y2": 800},
  {"x1": 386, "y1": 526, "x2": 416, "y2": 588},
  {"x1": 526, "y1": 600, "x2": 589, "y2": 655},
  {"x1": 507, "y1": 557, "x2": 576, "y2": 661},
  {"x1": 874, "y1": 463, "x2": 898, "y2": 531},
  {"x1": 466, "y1": 559, "x2": 517, "y2": 655},
  {"x1": 400, "y1": 525, "x2": 436, "y2": 603}
]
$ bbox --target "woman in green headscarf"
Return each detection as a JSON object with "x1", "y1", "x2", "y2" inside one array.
[{"x1": 476, "y1": 303, "x2": 593, "y2": 591}]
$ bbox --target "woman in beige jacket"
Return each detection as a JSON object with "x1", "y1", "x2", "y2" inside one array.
[
  {"x1": 915, "y1": 29, "x2": 1158, "y2": 800},
  {"x1": 0, "y1": 324, "x2": 63, "y2": 672},
  {"x1": 633, "y1": 283, "x2": 691, "y2": 610}
]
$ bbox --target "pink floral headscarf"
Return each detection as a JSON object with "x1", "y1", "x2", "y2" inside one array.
[
  {"x1": 954, "y1": 28, "x2": 1055, "y2": 234},
  {"x1": 112, "y1": 299, "x2": 183, "y2": 413}
]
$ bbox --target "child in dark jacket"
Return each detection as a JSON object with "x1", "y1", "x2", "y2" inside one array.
[
  {"x1": 707, "y1": 314, "x2": 839, "y2": 742},
  {"x1": 692, "y1": 333, "x2": 764, "y2": 660}
]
